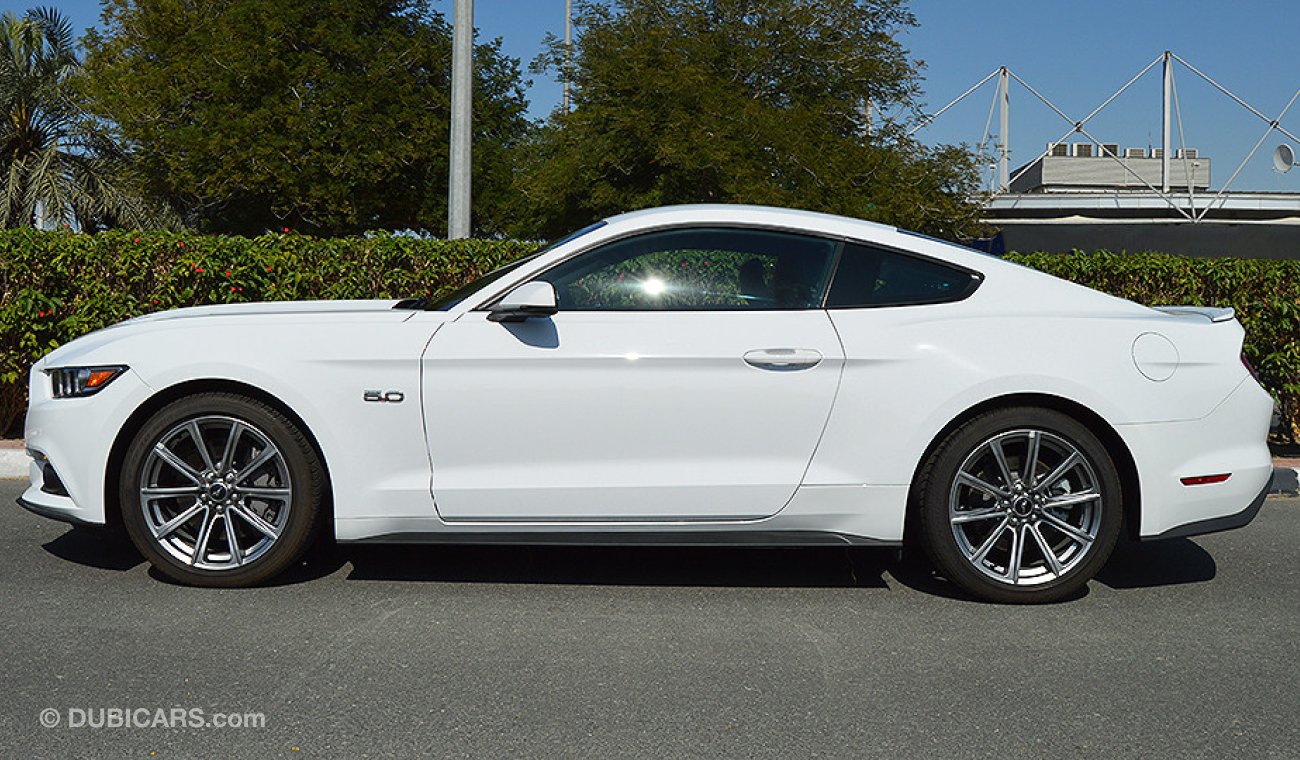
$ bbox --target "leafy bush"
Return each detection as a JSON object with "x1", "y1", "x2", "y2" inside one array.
[
  {"x1": 1007, "y1": 251, "x2": 1300, "y2": 441},
  {"x1": 0, "y1": 231, "x2": 1295, "y2": 441}
]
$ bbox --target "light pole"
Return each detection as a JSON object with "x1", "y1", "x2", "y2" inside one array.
[
  {"x1": 562, "y1": 0, "x2": 572, "y2": 113},
  {"x1": 448, "y1": 0, "x2": 473, "y2": 239}
]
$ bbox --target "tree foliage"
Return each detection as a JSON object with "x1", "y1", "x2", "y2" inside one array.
[
  {"x1": 0, "y1": 7, "x2": 167, "y2": 230},
  {"x1": 512, "y1": 0, "x2": 984, "y2": 240},
  {"x1": 80, "y1": 0, "x2": 530, "y2": 236}
]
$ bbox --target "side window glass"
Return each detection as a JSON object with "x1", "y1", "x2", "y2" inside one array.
[
  {"x1": 538, "y1": 227, "x2": 837, "y2": 311},
  {"x1": 826, "y1": 243, "x2": 979, "y2": 308}
]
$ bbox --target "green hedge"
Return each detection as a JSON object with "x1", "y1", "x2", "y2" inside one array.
[{"x1": 0, "y1": 230, "x2": 1296, "y2": 440}]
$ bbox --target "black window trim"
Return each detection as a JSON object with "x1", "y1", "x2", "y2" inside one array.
[
  {"x1": 470, "y1": 221, "x2": 985, "y2": 314},
  {"x1": 820, "y1": 240, "x2": 985, "y2": 310}
]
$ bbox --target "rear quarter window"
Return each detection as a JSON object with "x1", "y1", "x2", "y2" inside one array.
[{"x1": 825, "y1": 243, "x2": 982, "y2": 309}]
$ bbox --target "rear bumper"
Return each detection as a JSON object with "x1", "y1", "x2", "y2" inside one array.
[
  {"x1": 1149, "y1": 479, "x2": 1270, "y2": 540},
  {"x1": 1119, "y1": 376, "x2": 1275, "y2": 538}
]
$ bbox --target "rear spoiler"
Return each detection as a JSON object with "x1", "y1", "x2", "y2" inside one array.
[{"x1": 1152, "y1": 306, "x2": 1236, "y2": 323}]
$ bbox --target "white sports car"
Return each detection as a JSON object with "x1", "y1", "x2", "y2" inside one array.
[{"x1": 19, "y1": 205, "x2": 1274, "y2": 602}]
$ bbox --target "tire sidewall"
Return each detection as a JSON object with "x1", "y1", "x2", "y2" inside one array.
[
  {"x1": 919, "y1": 407, "x2": 1123, "y2": 604},
  {"x1": 119, "y1": 393, "x2": 321, "y2": 587}
]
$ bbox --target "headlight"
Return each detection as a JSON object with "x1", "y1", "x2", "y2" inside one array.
[{"x1": 47, "y1": 366, "x2": 127, "y2": 398}]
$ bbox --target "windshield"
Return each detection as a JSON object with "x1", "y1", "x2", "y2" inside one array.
[{"x1": 424, "y1": 221, "x2": 609, "y2": 311}]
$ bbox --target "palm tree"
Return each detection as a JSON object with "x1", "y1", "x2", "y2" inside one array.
[{"x1": 0, "y1": 7, "x2": 168, "y2": 229}]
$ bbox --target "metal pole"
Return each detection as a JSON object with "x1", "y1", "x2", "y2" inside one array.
[
  {"x1": 562, "y1": 0, "x2": 572, "y2": 113},
  {"x1": 448, "y1": 0, "x2": 473, "y2": 239},
  {"x1": 997, "y1": 67, "x2": 1010, "y2": 192},
  {"x1": 1162, "y1": 51, "x2": 1171, "y2": 193}
]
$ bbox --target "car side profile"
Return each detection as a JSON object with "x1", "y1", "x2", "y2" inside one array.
[{"x1": 19, "y1": 205, "x2": 1275, "y2": 602}]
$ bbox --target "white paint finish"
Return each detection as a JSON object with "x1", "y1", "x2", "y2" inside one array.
[
  {"x1": 19, "y1": 204, "x2": 1276, "y2": 545},
  {"x1": 423, "y1": 310, "x2": 844, "y2": 520},
  {"x1": 1132, "y1": 332, "x2": 1179, "y2": 381}
]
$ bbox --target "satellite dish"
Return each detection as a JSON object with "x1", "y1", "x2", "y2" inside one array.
[{"x1": 1274, "y1": 143, "x2": 1297, "y2": 173}]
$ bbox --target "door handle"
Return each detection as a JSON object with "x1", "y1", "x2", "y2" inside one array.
[{"x1": 743, "y1": 348, "x2": 823, "y2": 371}]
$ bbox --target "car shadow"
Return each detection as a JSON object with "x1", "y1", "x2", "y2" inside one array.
[
  {"x1": 41, "y1": 526, "x2": 1217, "y2": 595},
  {"x1": 41, "y1": 526, "x2": 145, "y2": 572},
  {"x1": 1094, "y1": 535, "x2": 1217, "y2": 588},
  {"x1": 337, "y1": 543, "x2": 891, "y2": 589}
]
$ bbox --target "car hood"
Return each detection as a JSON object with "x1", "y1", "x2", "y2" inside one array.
[
  {"x1": 39, "y1": 299, "x2": 434, "y2": 369},
  {"x1": 116, "y1": 299, "x2": 407, "y2": 326}
]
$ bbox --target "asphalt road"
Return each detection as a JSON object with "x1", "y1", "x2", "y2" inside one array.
[{"x1": 1, "y1": 480, "x2": 1298, "y2": 759}]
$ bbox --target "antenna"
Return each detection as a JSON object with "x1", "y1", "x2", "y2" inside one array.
[{"x1": 1273, "y1": 144, "x2": 1298, "y2": 174}]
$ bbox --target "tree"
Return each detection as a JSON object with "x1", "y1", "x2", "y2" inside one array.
[
  {"x1": 512, "y1": 0, "x2": 984, "y2": 240},
  {"x1": 81, "y1": 0, "x2": 530, "y2": 236},
  {"x1": 0, "y1": 7, "x2": 166, "y2": 230}
]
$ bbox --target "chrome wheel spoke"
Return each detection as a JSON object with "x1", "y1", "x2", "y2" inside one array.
[
  {"x1": 1044, "y1": 490, "x2": 1101, "y2": 509},
  {"x1": 1035, "y1": 452, "x2": 1081, "y2": 494},
  {"x1": 238, "y1": 486, "x2": 292, "y2": 500},
  {"x1": 951, "y1": 507, "x2": 1006, "y2": 524},
  {"x1": 1006, "y1": 525, "x2": 1025, "y2": 584},
  {"x1": 153, "y1": 443, "x2": 202, "y2": 485},
  {"x1": 957, "y1": 471, "x2": 1009, "y2": 499},
  {"x1": 971, "y1": 517, "x2": 1011, "y2": 564},
  {"x1": 1040, "y1": 511, "x2": 1095, "y2": 546},
  {"x1": 190, "y1": 512, "x2": 217, "y2": 566},
  {"x1": 990, "y1": 439, "x2": 1016, "y2": 489},
  {"x1": 231, "y1": 504, "x2": 281, "y2": 540},
  {"x1": 1023, "y1": 431, "x2": 1041, "y2": 485},
  {"x1": 1029, "y1": 523, "x2": 1064, "y2": 577},
  {"x1": 235, "y1": 445, "x2": 280, "y2": 484},
  {"x1": 153, "y1": 503, "x2": 205, "y2": 539},
  {"x1": 219, "y1": 421, "x2": 244, "y2": 473},
  {"x1": 142, "y1": 485, "x2": 201, "y2": 498},
  {"x1": 224, "y1": 515, "x2": 242, "y2": 566},
  {"x1": 187, "y1": 420, "x2": 216, "y2": 472}
]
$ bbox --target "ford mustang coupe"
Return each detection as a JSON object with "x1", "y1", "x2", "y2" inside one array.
[{"x1": 19, "y1": 205, "x2": 1274, "y2": 602}]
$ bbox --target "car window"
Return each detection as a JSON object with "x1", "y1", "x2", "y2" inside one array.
[
  {"x1": 825, "y1": 243, "x2": 980, "y2": 308},
  {"x1": 537, "y1": 227, "x2": 838, "y2": 311}
]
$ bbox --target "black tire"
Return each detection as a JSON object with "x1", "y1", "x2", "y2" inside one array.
[
  {"x1": 119, "y1": 392, "x2": 324, "y2": 587},
  {"x1": 915, "y1": 406, "x2": 1122, "y2": 604}
]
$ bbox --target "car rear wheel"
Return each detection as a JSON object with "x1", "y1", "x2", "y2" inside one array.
[
  {"x1": 119, "y1": 392, "x2": 323, "y2": 587},
  {"x1": 916, "y1": 407, "x2": 1122, "y2": 604}
]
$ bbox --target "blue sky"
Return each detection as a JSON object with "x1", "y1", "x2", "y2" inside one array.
[{"x1": 11, "y1": 0, "x2": 1300, "y2": 191}]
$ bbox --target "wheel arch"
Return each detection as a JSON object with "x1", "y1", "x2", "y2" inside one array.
[
  {"x1": 905, "y1": 392, "x2": 1142, "y2": 542},
  {"x1": 103, "y1": 378, "x2": 334, "y2": 536}
]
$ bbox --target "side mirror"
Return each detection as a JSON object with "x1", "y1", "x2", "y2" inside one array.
[{"x1": 488, "y1": 281, "x2": 558, "y2": 322}]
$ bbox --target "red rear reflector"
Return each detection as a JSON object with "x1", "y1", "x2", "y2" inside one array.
[
  {"x1": 1181, "y1": 473, "x2": 1232, "y2": 486},
  {"x1": 1241, "y1": 351, "x2": 1260, "y2": 381}
]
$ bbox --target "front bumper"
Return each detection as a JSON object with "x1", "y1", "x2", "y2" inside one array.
[{"x1": 20, "y1": 364, "x2": 154, "y2": 527}]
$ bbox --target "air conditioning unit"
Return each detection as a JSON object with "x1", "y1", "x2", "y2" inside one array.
[
  {"x1": 1125, "y1": 147, "x2": 1147, "y2": 158},
  {"x1": 1048, "y1": 142, "x2": 1069, "y2": 157},
  {"x1": 1099, "y1": 143, "x2": 1120, "y2": 158},
  {"x1": 1072, "y1": 143, "x2": 1094, "y2": 158},
  {"x1": 1176, "y1": 148, "x2": 1199, "y2": 159}
]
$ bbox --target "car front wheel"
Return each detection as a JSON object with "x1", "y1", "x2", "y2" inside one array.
[
  {"x1": 119, "y1": 392, "x2": 324, "y2": 587},
  {"x1": 916, "y1": 407, "x2": 1123, "y2": 604}
]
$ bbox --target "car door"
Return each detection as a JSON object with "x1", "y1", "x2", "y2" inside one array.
[{"x1": 421, "y1": 226, "x2": 846, "y2": 521}]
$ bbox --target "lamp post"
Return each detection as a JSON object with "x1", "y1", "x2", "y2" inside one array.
[{"x1": 448, "y1": 0, "x2": 473, "y2": 239}]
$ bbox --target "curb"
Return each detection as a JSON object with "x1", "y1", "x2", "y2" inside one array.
[
  {"x1": 0, "y1": 450, "x2": 27, "y2": 479},
  {"x1": 1273, "y1": 466, "x2": 1300, "y2": 495}
]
